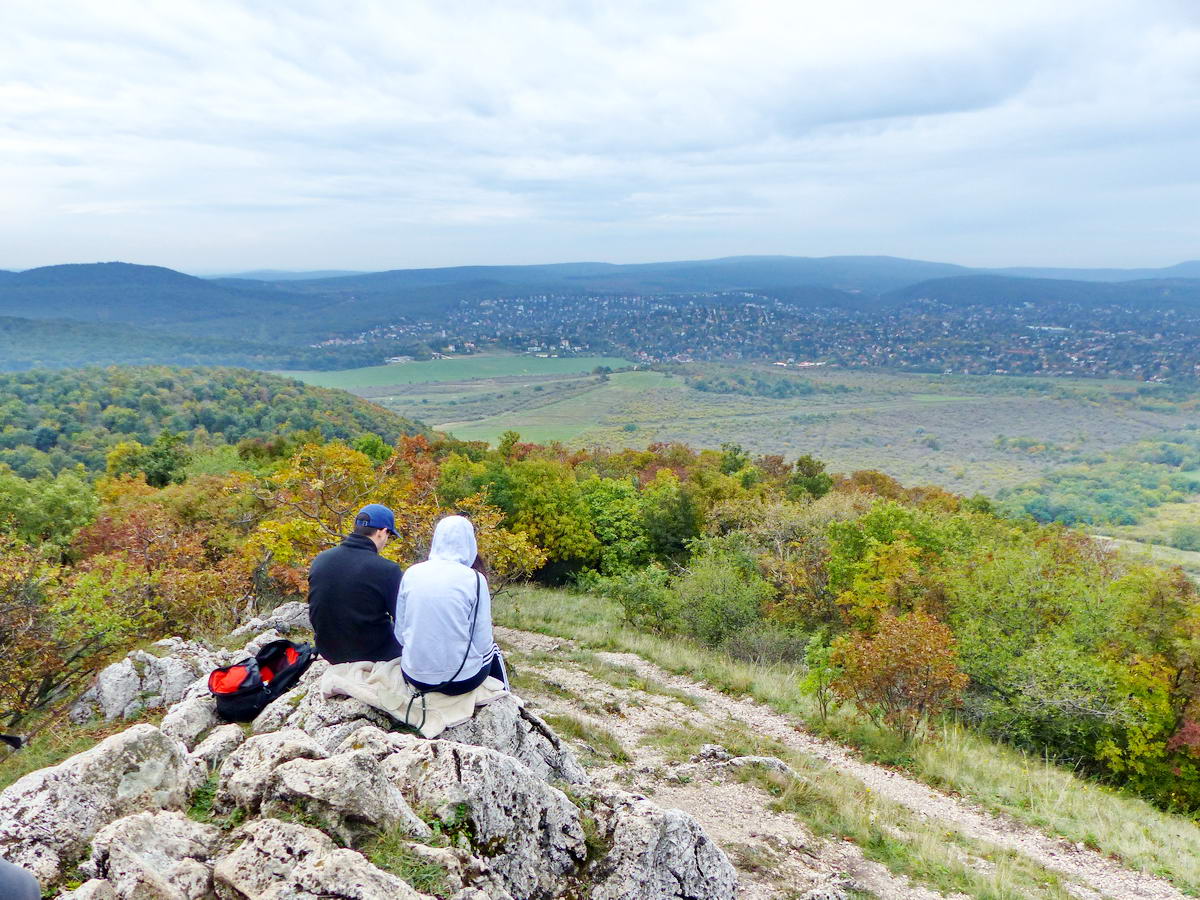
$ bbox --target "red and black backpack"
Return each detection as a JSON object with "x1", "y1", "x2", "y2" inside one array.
[{"x1": 208, "y1": 639, "x2": 315, "y2": 722}]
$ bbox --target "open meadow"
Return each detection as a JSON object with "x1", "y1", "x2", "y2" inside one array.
[
  {"x1": 289, "y1": 357, "x2": 1200, "y2": 499},
  {"x1": 282, "y1": 353, "x2": 631, "y2": 387}
]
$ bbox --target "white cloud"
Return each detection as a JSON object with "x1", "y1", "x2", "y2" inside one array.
[{"x1": 1, "y1": 0, "x2": 1198, "y2": 270}]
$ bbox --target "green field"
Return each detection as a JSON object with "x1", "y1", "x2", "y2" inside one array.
[
  {"x1": 1096, "y1": 491, "x2": 1200, "y2": 564},
  {"x1": 282, "y1": 354, "x2": 632, "y2": 388},
  {"x1": 290, "y1": 358, "x2": 1200, "y2": 499},
  {"x1": 1093, "y1": 535, "x2": 1200, "y2": 581}
]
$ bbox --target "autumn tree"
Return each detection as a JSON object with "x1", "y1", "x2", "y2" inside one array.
[
  {"x1": 832, "y1": 609, "x2": 968, "y2": 741},
  {"x1": 787, "y1": 454, "x2": 833, "y2": 500}
]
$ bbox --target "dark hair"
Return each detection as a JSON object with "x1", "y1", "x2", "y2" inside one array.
[
  {"x1": 471, "y1": 553, "x2": 489, "y2": 576},
  {"x1": 353, "y1": 524, "x2": 385, "y2": 538}
]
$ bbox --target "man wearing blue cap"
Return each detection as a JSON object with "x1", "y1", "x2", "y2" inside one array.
[{"x1": 307, "y1": 503, "x2": 404, "y2": 664}]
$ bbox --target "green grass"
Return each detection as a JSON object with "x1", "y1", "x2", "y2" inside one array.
[
  {"x1": 436, "y1": 370, "x2": 672, "y2": 444},
  {"x1": 511, "y1": 646, "x2": 700, "y2": 708},
  {"x1": 506, "y1": 661, "x2": 583, "y2": 703},
  {"x1": 363, "y1": 828, "x2": 454, "y2": 897},
  {"x1": 0, "y1": 710, "x2": 163, "y2": 793},
  {"x1": 647, "y1": 720, "x2": 1081, "y2": 900},
  {"x1": 1092, "y1": 535, "x2": 1200, "y2": 581},
  {"x1": 540, "y1": 711, "x2": 630, "y2": 764},
  {"x1": 281, "y1": 353, "x2": 632, "y2": 388},
  {"x1": 495, "y1": 585, "x2": 1200, "y2": 895},
  {"x1": 1096, "y1": 494, "x2": 1200, "y2": 571}
]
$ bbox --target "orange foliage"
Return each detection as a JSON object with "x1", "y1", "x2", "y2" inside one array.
[{"x1": 832, "y1": 609, "x2": 968, "y2": 741}]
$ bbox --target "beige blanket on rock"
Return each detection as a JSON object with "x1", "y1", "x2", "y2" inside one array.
[{"x1": 319, "y1": 658, "x2": 510, "y2": 739}]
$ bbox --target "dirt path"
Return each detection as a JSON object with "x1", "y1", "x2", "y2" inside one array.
[{"x1": 497, "y1": 626, "x2": 1188, "y2": 900}]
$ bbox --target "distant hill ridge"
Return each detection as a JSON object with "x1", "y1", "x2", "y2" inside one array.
[
  {"x1": 886, "y1": 274, "x2": 1200, "y2": 309},
  {"x1": 3, "y1": 256, "x2": 1200, "y2": 372}
]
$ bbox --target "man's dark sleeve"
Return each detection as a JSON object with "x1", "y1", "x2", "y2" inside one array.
[{"x1": 386, "y1": 566, "x2": 402, "y2": 621}]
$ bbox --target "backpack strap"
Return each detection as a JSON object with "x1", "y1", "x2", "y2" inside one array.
[
  {"x1": 444, "y1": 572, "x2": 483, "y2": 685},
  {"x1": 406, "y1": 572, "x2": 483, "y2": 723}
]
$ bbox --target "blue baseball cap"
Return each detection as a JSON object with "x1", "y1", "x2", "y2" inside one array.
[{"x1": 354, "y1": 503, "x2": 397, "y2": 537}]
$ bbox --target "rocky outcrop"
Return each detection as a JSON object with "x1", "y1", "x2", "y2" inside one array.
[
  {"x1": 0, "y1": 724, "x2": 199, "y2": 884},
  {"x1": 212, "y1": 818, "x2": 429, "y2": 900},
  {"x1": 441, "y1": 694, "x2": 587, "y2": 784},
  {"x1": 83, "y1": 810, "x2": 222, "y2": 899},
  {"x1": 262, "y1": 748, "x2": 431, "y2": 842},
  {"x1": 586, "y1": 787, "x2": 739, "y2": 900},
  {"x1": 228, "y1": 601, "x2": 311, "y2": 641},
  {"x1": 70, "y1": 642, "x2": 220, "y2": 723},
  {"x1": 2, "y1": 616, "x2": 738, "y2": 899},
  {"x1": 385, "y1": 738, "x2": 588, "y2": 899},
  {"x1": 251, "y1": 663, "x2": 404, "y2": 752},
  {"x1": 190, "y1": 723, "x2": 246, "y2": 771},
  {"x1": 57, "y1": 881, "x2": 116, "y2": 899},
  {"x1": 215, "y1": 728, "x2": 327, "y2": 813},
  {"x1": 161, "y1": 694, "x2": 222, "y2": 749}
]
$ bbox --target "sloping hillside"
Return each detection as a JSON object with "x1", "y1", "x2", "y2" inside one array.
[
  {"x1": 498, "y1": 591, "x2": 1200, "y2": 900},
  {"x1": 0, "y1": 365, "x2": 425, "y2": 475}
]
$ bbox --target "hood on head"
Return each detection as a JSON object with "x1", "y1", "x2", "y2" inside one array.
[{"x1": 428, "y1": 515, "x2": 477, "y2": 566}]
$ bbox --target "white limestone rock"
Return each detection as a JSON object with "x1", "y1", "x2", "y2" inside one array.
[
  {"x1": 0, "y1": 724, "x2": 198, "y2": 886},
  {"x1": 725, "y1": 754, "x2": 796, "y2": 776},
  {"x1": 160, "y1": 695, "x2": 221, "y2": 750},
  {"x1": 586, "y1": 787, "x2": 739, "y2": 900},
  {"x1": 212, "y1": 819, "x2": 335, "y2": 900},
  {"x1": 242, "y1": 629, "x2": 286, "y2": 657},
  {"x1": 56, "y1": 880, "x2": 116, "y2": 900},
  {"x1": 84, "y1": 810, "x2": 221, "y2": 899},
  {"x1": 252, "y1": 667, "x2": 398, "y2": 752},
  {"x1": 259, "y1": 848, "x2": 430, "y2": 900},
  {"x1": 262, "y1": 749, "x2": 431, "y2": 842},
  {"x1": 214, "y1": 729, "x2": 327, "y2": 814},
  {"x1": 333, "y1": 724, "x2": 422, "y2": 760},
  {"x1": 400, "y1": 842, "x2": 515, "y2": 900},
  {"x1": 189, "y1": 724, "x2": 246, "y2": 772},
  {"x1": 800, "y1": 885, "x2": 849, "y2": 900},
  {"x1": 71, "y1": 646, "x2": 220, "y2": 723},
  {"x1": 385, "y1": 740, "x2": 587, "y2": 900},
  {"x1": 441, "y1": 694, "x2": 587, "y2": 785},
  {"x1": 228, "y1": 602, "x2": 311, "y2": 640},
  {"x1": 211, "y1": 819, "x2": 433, "y2": 900}
]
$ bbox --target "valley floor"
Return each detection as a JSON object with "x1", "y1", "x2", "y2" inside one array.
[{"x1": 312, "y1": 361, "x2": 1200, "y2": 497}]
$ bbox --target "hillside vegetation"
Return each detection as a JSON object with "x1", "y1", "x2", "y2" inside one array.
[
  {"x1": 0, "y1": 366, "x2": 424, "y2": 476},
  {"x1": 0, "y1": 316, "x2": 391, "y2": 372},
  {"x1": 316, "y1": 362, "x2": 1200, "y2": 512},
  {"x1": 3, "y1": 421, "x2": 1200, "y2": 822}
]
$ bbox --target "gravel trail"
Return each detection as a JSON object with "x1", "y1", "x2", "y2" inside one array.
[{"x1": 497, "y1": 626, "x2": 1189, "y2": 900}]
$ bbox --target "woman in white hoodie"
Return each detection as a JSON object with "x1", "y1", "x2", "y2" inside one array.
[{"x1": 395, "y1": 515, "x2": 508, "y2": 695}]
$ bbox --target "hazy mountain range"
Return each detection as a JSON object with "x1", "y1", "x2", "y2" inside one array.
[{"x1": 2, "y1": 255, "x2": 1198, "y2": 371}]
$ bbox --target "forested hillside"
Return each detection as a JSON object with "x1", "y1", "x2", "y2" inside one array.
[
  {"x1": 0, "y1": 366, "x2": 424, "y2": 476},
  {"x1": 0, "y1": 316, "x2": 387, "y2": 371},
  {"x1": 3, "y1": 425, "x2": 1199, "y2": 816}
]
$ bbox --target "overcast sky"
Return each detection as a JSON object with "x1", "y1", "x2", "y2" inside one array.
[{"x1": 2, "y1": 1, "x2": 1198, "y2": 272}]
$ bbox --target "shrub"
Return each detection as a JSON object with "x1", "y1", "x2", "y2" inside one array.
[
  {"x1": 799, "y1": 633, "x2": 841, "y2": 724},
  {"x1": 674, "y1": 549, "x2": 774, "y2": 648},
  {"x1": 832, "y1": 610, "x2": 968, "y2": 742},
  {"x1": 585, "y1": 564, "x2": 679, "y2": 634}
]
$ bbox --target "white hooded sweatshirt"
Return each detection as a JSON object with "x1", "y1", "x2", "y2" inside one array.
[{"x1": 395, "y1": 515, "x2": 494, "y2": 685}]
